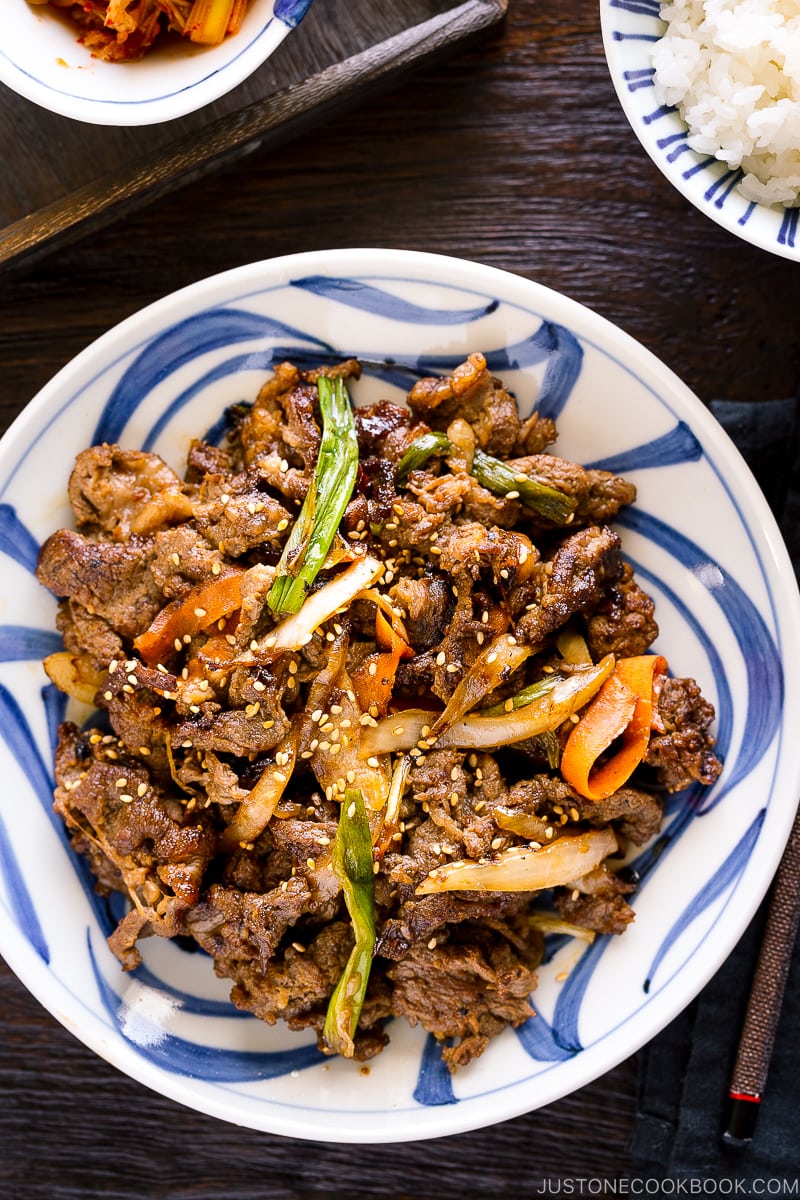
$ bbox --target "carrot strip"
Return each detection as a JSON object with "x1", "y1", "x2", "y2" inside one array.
[
  {"x1": 351, "y1": 605, "x2": 412, "y2": 717},
  {"x1": 134, "y1": 571, "x2": 243, "y2": 665},
  {"x1": 560, "y1": 654, "x2": 667, "y2": 801}
]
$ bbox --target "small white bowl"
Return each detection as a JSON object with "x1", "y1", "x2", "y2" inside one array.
[
  {"x1": 599, "y1": 1, "x2": 800, "y2": 261},
  {"x1": 0, "y1": 0, "x2": 315, "y2": 126},
  {"x1": 1, "y1": 248, "x2": 799, "y2": 1141}
]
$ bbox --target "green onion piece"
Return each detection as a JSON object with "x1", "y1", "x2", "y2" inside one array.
[
  {"x1": 268, "y1": 376, "x2": 359, "y2": 616},
  {"x1": 395, "y1": 431, "x2": 451, "y2": 483},
  {"x1": 481, "y1": 674, "x2": 559, "y2": 715},
  {"x1": 471, "y1": 448, "x2": 577, "y2": 524},
  {"x1": 322, "y1": 788, "x2": 377, "y2": 1058}
]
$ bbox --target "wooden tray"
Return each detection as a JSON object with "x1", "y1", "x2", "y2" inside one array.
[{"x1": 0, "y1": 0, "x2": 507, "y2": 273}]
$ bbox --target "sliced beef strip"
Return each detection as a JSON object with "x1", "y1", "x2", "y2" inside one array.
[
  {"x1": 389, "y1": 572, "x2": 451, "y2": 649},
  {"x1": 514, "y1": 525, "x2": 624, "y2": 647},
  {"x1": 645, "y1": 675, "x2": 723, "y2": 792},
  {"x1": 54, "y1": 722, "x2": 216, "y2": 967},
  {"x1": 37, "y1": 528, "x2": 164, "y2": 642},
  {"x1": 186, "y1": 869, "x2": 340, "y2": 974},
  {"x1": 376, "y1": 890, "x2": 532, "y2": 960},
  {"x1": 584, "y1": 561, "x2": 659, "y2": 660},
  {"x1": 192, "y1": 469, "x2": 292, "y2": 557},
  {"x1": 513, "y1": 411, "x2": 558, "y2": 456},
  {"x1": 68, "y1": 444, "x2": 192, "y2": 540},
  {"x1": 554, "y1": 888, "x2": 635, "y2": 935},
  {"x1": 149, "y1": 525, "x2": 224, "y2": 600},
  {"x1": 55, "y1": 597, "x2": 123, "y2": 671},
  {"x1": 573, "y1": 786, "x2": 664, "y2": 846},
  {"x1": 505, "y1": 454, "x2": 636, "y2": 531},
  {"x1": 223, "y1": 920, "x2": 392, "y2": 1062},
  {"x1": 354, "y1": 401, "x2": 414, "y2": 460},
  {"x1": 172, "y1": 706, "x2": 290, "y2": 758},
  {"x1": 387, "y1": 920, "x2": 539, "y2": 1071},
  {"x1": 436, "y1": 520, "x2": 534, "y2": 586},
  {"x1": 407, "y1": 353, "x2": 521, "y2": 457},
  {"x1": 184, "y1": 439, "x2": 240, "y2": 483},
  {"x1": 407, "y1": 749, "x2": 500, "y2": 860}
]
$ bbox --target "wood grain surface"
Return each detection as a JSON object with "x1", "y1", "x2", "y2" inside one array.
[{"x1": 1, "y1": 0, "x2": 799, "y2": 1192}]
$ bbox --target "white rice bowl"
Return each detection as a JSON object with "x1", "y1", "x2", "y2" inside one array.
[{"x1": 653, "y1": 0, "x2": 800, "y2": 207}]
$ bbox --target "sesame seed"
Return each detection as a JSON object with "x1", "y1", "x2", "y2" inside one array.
[
  {"x1": 171, "y1": 553, "x2": 180, "y2": 566},
  {"x1": 450, "y1": 792, "x2": 459, "y2": 806},
  {"x1": 491, "y1": 837, "x2": 503, "y2": 850},
  {"x1": 368, "y1": 662, "x2": 377, "y2": 676},
  {"x1": 367, "y1": 756, "x2": 380, "y2": 768},
  {"x1": 119, "y1": 794, "x2": 133, "y2": 804},
  {"x1": 292, "y1": 942, "x2": 306, "y2": 953},
  {"x1": 277, "y1": 518, "x2": 289, "y2": 532},
  {"x1": 506, "y1": 490, "x2": 520, "y2": 500},
  {"x1": 392, "y1": 725, "x2": 405, "y2": 736},
  {"x1": 173, "y1": 639, "x2": 183, "y2": 653},
  {"x1": 427, "y1": 938, "x2": 438, "y2": 950},
  {"x1": 279, "y1": 459, "x2": 289, "y2": 472},
  {"x1": 504, "y1": 699, "x2": 514, "y2": 712},
  {"x1": 445, "y1": 664, "x2": 458, "y2": 674},
  {"x1": 499, "y1": 568, "x2": 510, "y2": 580},
  {"x1": 436, "y1": 651, "x2": 446, "y2": 666},
  {"x1": 253, "y1": 680, "x2": 266, "y2": 692},
  {"x1": 545, "y1": 826, "x2": 554, "y2": 839},
  {"x1": 347, "y1": 801, "x2": 356, "y2": 819},
  {"x1": 212, "y1": 561, "x2": 221, "y2": 576}
]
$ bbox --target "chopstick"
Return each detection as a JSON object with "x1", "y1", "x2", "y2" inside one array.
[{"x1": 722, "y1": 802, "x2": 800, "y2": 1145}]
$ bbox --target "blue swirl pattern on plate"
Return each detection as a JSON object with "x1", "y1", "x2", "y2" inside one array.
[{"x1": 0, "y1": 259, "x2": 791, "y2": 1140}]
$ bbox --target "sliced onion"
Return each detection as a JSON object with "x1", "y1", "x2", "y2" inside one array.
[
  {"x1": 232, "y1": 555, "x2": 384, "y2": 666},
  {"x1": 528, "y1": 911, "x2": 596, "y2": 943},
  {"x1": 219, "y1": 733, "x2": 297, "y2": 851},
  {"x1": 43, "y1": 650, "x2": 105, "y2": 706},
  {"x1": 361, "y1": 654, "x2": 615, "y2": 755},
  {"x1": 415, "y1": 827, "x2": 618, "y2": 895},
  {"x1": 431, "y1": 633, "x2": 533, "y2": 734}
]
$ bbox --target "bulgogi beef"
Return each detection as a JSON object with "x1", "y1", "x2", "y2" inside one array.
[{"x1": 37, "y1": 354, "x2": 722, "y2": 1070}]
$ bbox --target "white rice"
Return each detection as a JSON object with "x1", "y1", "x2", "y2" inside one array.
[{"x1": 653, "y1": 0, "x2": 800, "y2": 206}]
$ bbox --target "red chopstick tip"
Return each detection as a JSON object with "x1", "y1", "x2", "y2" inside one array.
[{"x1": 729, "y1": 1090, "x2": 761, "y2": 1104}]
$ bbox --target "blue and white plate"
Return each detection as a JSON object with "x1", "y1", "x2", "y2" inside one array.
[
  {"x1": 1, "y1": 0, "x2": 314, "y2": 126},
  {"x1": 599, "y1": 1, "x2": 800, "y2": 261},
  {"x1": 1, "y1": 248, "x2": 798, "y2": 1142}
]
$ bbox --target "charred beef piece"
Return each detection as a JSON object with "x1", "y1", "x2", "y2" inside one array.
[
  {"x1": 387, "y1": 920, "x2": 540, "y2": 1071},
  {"x1": 54, "y1": 722, "x2": 216, "y2": 968},
  {"x1": 55, "y1": 597, "x2": 123, "y2": 671},
  {"x1": 645, "y1": 675, "x2": 723, "y2": 792},
  {"x1": 514, "y1": 525, "x2": 624, "y2": 647},
  {"x1": 554, "y1": 865, "x2": 636, "y2": 935},
  {"x1": 407, "y1": 352, "x2": 521, "y2": 457},
  {"x1": 37, "y1": 528, "x2": 164, "y2": 642},
  {"x1": 574, "y1": 786, "x2": 664, "y2": 846},
  {"x1": 505, "y1": 454, "x2": 636, "y2": 532},
  {"x1": 192, "y1": 468, "x2": 292, "y2": 557},
  {"x1": 389, "y1": 572, "x2": 451, "y2": 649},
  {"x1": 584, "y1": 561, "x2": 659, "y2": 660},
  {"x1": 222, "y1": 921, "x2": 393, "y2": 1062},
  {"x1": 68, "y1": 444, "x2": 192, "y2": 540},
  {"x1": 354, "y1": 401, "x2": 417, "y2": 461}
]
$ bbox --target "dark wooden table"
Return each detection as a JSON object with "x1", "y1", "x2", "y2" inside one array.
[{"x1": 2, "y1": 1, "x2": 799, "y2": 1193}]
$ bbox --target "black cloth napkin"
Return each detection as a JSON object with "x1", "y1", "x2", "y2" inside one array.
[{"x1": 630, "y1": 396, "x2": 800, "y2": 1181}]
